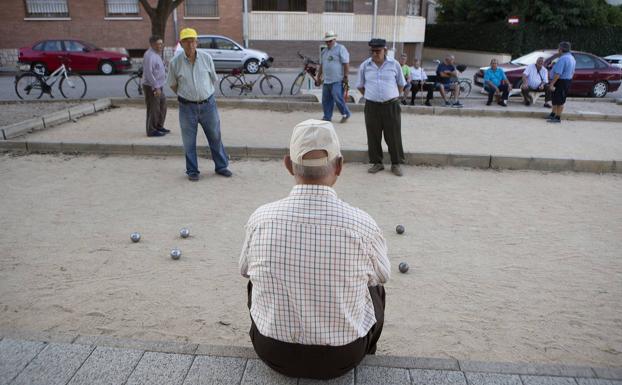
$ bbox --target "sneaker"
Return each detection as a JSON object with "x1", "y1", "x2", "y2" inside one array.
[
  {"x1": 444, "y1": 101, "x2": 451, "y2": 107},
  {"x1": 390, "y1": 164, "x2": 403, "y2": 177},
  {"x1": 340, "y1": 114, "x2": 350, "y2": 123},
  {"x1": 400, "y1": 100, "x2": 407, "y2": 106},
  {"x1": 547, "y1": 117, "x2": 561, "y2": 123},
  {"x1": 147, "y1": 130, "x2": 166, "y2": 137},
  {"x1": 452, "y1": 101, "x2": 463, "y2": 108},
  {"x1": 216, "y1": 168, "x2": 233, "y2": 177},
  {"x1": 188, "y1": 174, "x2": 199, "y2": 181},
  {"x1": 424, "y1": 100, "x2": 432, "y2": 106},
  {"x1": 543, "y1": 103, "x2": 552, "y2": 108},
  {"x1": 486, "y1": 100, "x2": 492, "y2": 106},
  {"x1": 368, "y1": 163, "x2": 384, "y2": 174},
  {"x1": 158, "y1": 127, "x2": 171, "y2": 133},
  {"x1": 497, "y1": 101, "x2": 507, "y2": 107},
  {"x1": 545, "y1": 112, "x2": 555, "y2": 119}
]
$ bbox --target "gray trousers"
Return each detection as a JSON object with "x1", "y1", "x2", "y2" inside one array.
[
  {"x1": 364, "y1": 99, "x2": 404, "y2": 165},
  {"x1": 143, "y1": 84, "x2": 167, "y2": 135}
]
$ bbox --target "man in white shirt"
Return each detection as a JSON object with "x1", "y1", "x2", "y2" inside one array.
[
  {"x1": 240, "y1": 119, "x2": 390, "y2": 380},
  {"x1": 521, "y1": 56, "x2": 551, "y2": 107},
  {"x1": 409, "y1": 58, "x2": 433, "y2": 106}
]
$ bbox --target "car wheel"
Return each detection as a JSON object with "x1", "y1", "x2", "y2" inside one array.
[
  {"x1": 591, "y1": 81, "x2": 608, "y2": 98},
  {"x1": 245, "y1": 59, "x2": 260, "y2": 74},
  {"x1": 31, "y1": 62, "x2": 48, "y2": 75},
  {"x1": 99, "y1": 61, "x2": 115, "y2": 75}
]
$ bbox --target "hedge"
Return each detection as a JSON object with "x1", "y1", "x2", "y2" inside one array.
[{"x1": 425, "y1": 22, "x2": 622, "y2": 58}]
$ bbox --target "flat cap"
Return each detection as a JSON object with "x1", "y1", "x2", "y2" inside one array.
[{"x1": 368, "y1": 38, "x2": 386, "y2": 48}]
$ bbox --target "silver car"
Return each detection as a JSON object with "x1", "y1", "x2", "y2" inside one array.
[{"x1": 174, "y1": 35, "x2": 269, "y2": 74}]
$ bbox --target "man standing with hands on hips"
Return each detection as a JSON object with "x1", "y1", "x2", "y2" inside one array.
[
  {"x1": 547, "y1": 41, "x2": 576, "y2": 124},
  {"x1": 142, "y1": 35, "x2": 169, "y2": 137},
  {"x1": 315, "y1": 31, "x2": 351, "y2": 123},
  {"x1": 167, "y1": 27, "x2": 232, "y2": 181},
  {"x1": 357, "y1": 38, "x2": 406, "y2": 177}
]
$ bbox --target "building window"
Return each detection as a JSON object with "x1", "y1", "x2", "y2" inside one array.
[
  {"x1": 24, "y1": 0, "x2": 69, "y2": 18},
  {"x1": 185, "y1": 0, "x2": 218, "y2": 17},
  {"x1": 105, "y1": 0, "x2": 139, "y2": 16},
  {"x1": 325, "y1": 0, "x2": 352, "y2": 13},
  {"x1": 252, "y1": 0, "x2": 306, "y2": 12},
  {"x1": 406, "y1": 0, "x2": 418, "y2": 16}
]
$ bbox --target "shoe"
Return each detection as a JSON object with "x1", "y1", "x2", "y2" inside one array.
[
  {"x1": 452, "y1": 101, "x2": 463, "y2": 108},
  {"x1": 424, "y1": 101, "x2": 431, "y2": 106},
  {"x1": 486, "y1": 100, "x2": 492, "y2": 106},
  {"x1": 526, "y1": 94, "x2": 533, "y2": 105},
  {"x1": 147, "y1": 130, "x2": 166, "y2": 137},
  {"x1": 368, "y1": 163, "x2": 384, "y2": 174},
  {"x1": 524, "y1": 100, "x2": 531, "y2": 106},
  {"x1": 216, "y1": 168, "x2": 233, "y2": 177},
  {"x1": 158, "y1": 127, "x2": 171, "y2": 133},
  {"x1": 503, "y1": 100, "x2": 508, "y2": 106},
  {"x1": 340, "y1": 114, "x2": 350, "y2": 123},
  {"x1": 390, "y1": 164, "x2": 403, "y2": 177},
  {"x1": 400, "y1": 100, "x2": 407, "y2": 105},
  {"x1": 497, "y1": 101, "x2": 507, "y2": 107},
  {"x1": 547, "y1": 117, "x2": 561, "y2": 123},
  {"x1": 444, "y1": 101, "x2": 451, "y2": 107},
  {"x1": 545, "y1": 113, "x2": 555, "y2": 120},
  {"x1": 188, "y1": 174, "x2": 199, "y2": 181},
  {"x1": 543, "y1": 103, "x2": 551, "y2": 108},
  {"x1": 410, "y1": 101, "x2": 415, "y2": 106}
]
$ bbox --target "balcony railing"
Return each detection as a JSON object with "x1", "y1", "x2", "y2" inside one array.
[
  {"x1": 106, "y1": 0, "x2": 139, "y2": 16},
  {"x1": 24, "y1": 0, "x2": 69, "y2": 17},
  {"x1": 185, "y1": 0, "x2": 219, "y2": 17}
]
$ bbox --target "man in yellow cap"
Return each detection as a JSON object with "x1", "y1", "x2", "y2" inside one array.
[{"x1": 167, "y1": 27, "x2": 232, "y2": 181}]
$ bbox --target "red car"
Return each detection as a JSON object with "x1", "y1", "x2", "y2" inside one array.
[
  {"x1": 474, "y1": 50, "x2": 622, "y2": 97},
  {"x1": 18, "y1": 39, "x2": 131, "y2": 75}
]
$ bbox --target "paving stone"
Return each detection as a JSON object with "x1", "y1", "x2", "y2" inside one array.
[
  {"x1": 490, "y1": 156, "x2": 531, "y2": 171},
  {"x1": 132, "y1": 143, "x2": 184, "y2": 156},
  {"x1": 74, "y1": 335, "x2": 197, "y2": 354},
  {"x1": 27, "y1": 141, "x2": 62, "y2": 153},
  {"x1": 576, "y1": 379, "x2": 620, "y2": 385},
  {"x1": 2, "y1": 117, "x2": 44, "y2": 139},
  {"x1": 66, "y1": 346, "x2": 143, "y2": 385},
  {"x1": 340, "y1": 148, "x2": 367, "y2": 163},
  {"x1": 0, "y1": 139, "x2": 27, "y2": 150},
  {"x1": 92, "y1": 98, "x2": 112, "y2": 111},
  {"x1": 460, "y1": 361, "x2": 595, "y2": 378},
  {"x1": 245, "y1": 146, "x2": 286, "y2": 159},
  {"x1": 361, "y1": 355, "x2": 459, "y2": 371},
  {"x1": 521, "y1": 375, "x2": 579, "y2": 385},
  {"x1": 240, "y1": 359, "x2": 297, "y2": 385},
  {"x1": 195, "y1": 344, "x2": 257, "y2": 359},
  {"x1": 42, "y1": 110, "x2": 70, "y2": 128},
  {"x1": 10, "y1": 342, "x2": 94, "y2": 385},
  {"x1": 0, "y1": 338, "x2": 47, "y2": 385},
  {"x1": 592, "y1": 368, "x2": 622, "y2": 380},
  {"x1": 182, "y1": 355, "x2": 246, "y2": 385},
  {"x1": 125, "y1": 351, "x2": 194, "y2": 385},
  {"x1": 0, "y1": 329, "x2": 77, "y2": 344},
  {"x1": 298, "y1": 370, "x2": 354, "y2": 385},
  {"x1": 356, "y1": 365, "x2": 410, "y2": 385},
  {"x1": 449, "y1": 154, "x2": 491, "y2": 169},
  {"x1": 68, "y1": 103, "x2": 96, "y2": 119},
  {"x1": 464, "y1": 372, "x2": 522, "y2": 385},
  {"x1": 573, "y1": 160, "x2": 616, "y2": 174},
  {"x1": 528, "y1": 157, "x2": 574, "y2": 172},
  {"x1": 408, "y1": 152, "x2": 450, "y2": 167},
  {"x1": 410, "y1": 368, "x2": 467, "y2": 385}
]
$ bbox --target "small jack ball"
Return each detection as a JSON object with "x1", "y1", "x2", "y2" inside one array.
[
  {"x1": 170, "y1": 248, "x2": 182, "y2": 260},
  {"x1": 130, "y1": 232, "x2": 141, "y2": 242},
  {"x1": 396, "y1": 225, "x2": 405, "y2": 234},
  {"x1": 399, "y1": 262, "x2": 409, "y2": 273},
  {"x1": 180, "y1": 228, "x2": 190, "y2": 238}
]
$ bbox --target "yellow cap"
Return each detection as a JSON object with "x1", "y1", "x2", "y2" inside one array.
[{"x1": 179, "y1": 28, "x2": 198, "y2": 40}]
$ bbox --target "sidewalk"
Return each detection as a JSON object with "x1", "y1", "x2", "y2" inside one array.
[{"x1": 1, "y1": 333, "x2": 620, "y2": 385}]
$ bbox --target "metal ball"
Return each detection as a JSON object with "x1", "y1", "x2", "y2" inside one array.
[
  {"x1": 130, "y1": 232, "x2": 141, "y2": 243},
  {"x1": 170, "y1": 248, "x2": 182, "y2": 260},
  {"x1": 396, "y1": 225, "x2": 405, "y2": 234},
  {"x1": 180, "y1": 228, "x2": 190, "y2": 238},
  {"x1": 399, "y1": 262, "x2": 409, "y2": 273}
]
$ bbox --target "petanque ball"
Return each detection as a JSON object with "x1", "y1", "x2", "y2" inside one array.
[
  {"x1": 399, "y1": 262, "x2": 409, "y2": 273},
  {"x1": 170, "y1": 248, "x2": 182, "y2": 260},
  {"x1": 180, "y1": 228, "x2": 190, "y2": 238},
  {"x1": 396, "y1": 225, "x2": 405, "y2": 234},
  {"x1": 130, "y1": 232, "x2": 141, "y2": 243}
]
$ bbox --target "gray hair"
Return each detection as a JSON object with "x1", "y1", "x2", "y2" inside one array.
[
  {"x1": 559, "y1": 41, "x2": 571, "y2": 52},
  {"x1": 292, "y1": 158, "x2": 339, "y2": 179}
]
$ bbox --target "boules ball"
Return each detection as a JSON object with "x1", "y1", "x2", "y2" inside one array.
[
  {"x1": 399, "y1": 262, "x2": 409, "y2": 273},
  {"x1": 170, "y1": 248, "x2": 182, "y2": 260},
  {"x1": 180, "y1": 228, "x2": 190, "y2": 238},
  {"x1": 396, "y1": 225, "x2": 405, "y2": 234},
  {"x1": 130, "y1": 232, "x2": 141, "y2": 243}
]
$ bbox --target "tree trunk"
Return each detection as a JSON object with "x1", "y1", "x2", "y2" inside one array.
[{"x1": 138, "y1": 0, "x2": 185, "y2": 45}]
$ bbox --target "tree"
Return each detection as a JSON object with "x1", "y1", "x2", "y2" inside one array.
[{"x1": 138, "y1": 0, "x2": 186, "y2": 41}]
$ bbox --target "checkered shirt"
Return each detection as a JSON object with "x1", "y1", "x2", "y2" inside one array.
[{"x1": 240, "y1": 184, "x2": 390, "y2": 346}]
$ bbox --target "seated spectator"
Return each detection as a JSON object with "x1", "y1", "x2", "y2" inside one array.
[
  {"x1": 520, "y1": 56, "x2": 551, "y2": 107},
  {"x1": 435, "y1": 55, "x2": 462, "y2": 107},
  {"x1": 410, "y1": 59, "x2": 433, "y2": 106},
  {"x1": 484, "y1": 58, "x2": 510, "y2": 106},
  {"x1": 399, "y1": 53, "x2": 412, "y2": 105}
]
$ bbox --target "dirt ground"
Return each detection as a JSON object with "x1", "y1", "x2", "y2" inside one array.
[{"x1": 0, "y1": 154, "x2": 620, "y2": 367}]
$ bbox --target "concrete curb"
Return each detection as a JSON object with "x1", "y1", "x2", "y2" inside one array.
[{"x1": 1, "y1": 140, "x2": 619, "y2": 174}]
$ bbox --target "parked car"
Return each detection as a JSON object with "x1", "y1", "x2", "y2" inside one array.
[
  {"x1": 174, "y1": 35, "x2": 269, "y2": 74},
  {"x1": 473, "y1": 50, "x2": 622, "y2": 97},
  {"x1": 18, "y1": 39, "x2": 131, "y2": 75},
  {"x1": 603, "y1": 54, "x2": 622, "y2": 69}
]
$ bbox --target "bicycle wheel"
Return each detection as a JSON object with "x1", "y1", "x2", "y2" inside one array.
[
  {"x1": 459, "y1": 80, "x2": 472, "y2": 98},
  {"x1": 125, "y1": 75, "x2": 143, "y2": 98},
  {"x1": 60, "y1": 73, "x2": 87, "y2": 99},
  {"x1": 219, "y1": 75, "x2": 243, "y2": 97},
  {"x1": 15, "y1": 72, "x2": 44, "y2": 100},
  {"x1": 290, "y1": 72, "x2": 305, "y2": 95},
  {"x1": 260, "y1": 75, "x2": 283, "y2": 96}
]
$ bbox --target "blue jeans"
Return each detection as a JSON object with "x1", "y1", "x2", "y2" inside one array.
[
  {"x1": 322, "y1": 82, "x2": 350, "y2": 121},
  {"x1": 178, "y1": 95, "x2": 229, "y2": 176}
]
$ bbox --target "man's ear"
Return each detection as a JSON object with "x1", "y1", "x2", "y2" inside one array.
[
  {"x1": 334, "y1": 157, "x2": 343, "y2": 176},
  {"x1": 284, "y1": 155, "x2": 295, "y2": 176}
]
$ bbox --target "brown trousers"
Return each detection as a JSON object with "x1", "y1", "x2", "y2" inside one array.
[
  {"x1": 143, "y1": 84, "x2": 167, "y2": 135},
  {"x1": 247, "y1": 281, "x2": 386, "y2": 380}
]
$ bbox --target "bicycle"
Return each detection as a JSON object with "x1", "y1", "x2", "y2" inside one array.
[
  {"x1": 124, "y1": 66, "x2": 143, "y2": 98},
  {"x1": 290, "y1": 51, "x2": 319, "y2": 95},
  {"x1": 14, "y1": 60, "x2": 87, "y2": 100},
  {"x1": 219, "y1": 57, "x2": 283, "y2": 97}
]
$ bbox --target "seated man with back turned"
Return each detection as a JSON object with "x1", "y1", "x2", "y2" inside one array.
[
  {"x1": 240, "y1": 119, "x2": 390, "y2": 380},
  {"x1": 435, "y1": 55, "x2": 462, "y2": 107}
]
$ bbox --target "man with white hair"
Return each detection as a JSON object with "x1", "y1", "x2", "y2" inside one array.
[
  {"x1": 240, "y1": 119, "x2": 390, "y2": 379},
  {"x1": 316, "y1": 31, "x2": 351, "y2": 123}
]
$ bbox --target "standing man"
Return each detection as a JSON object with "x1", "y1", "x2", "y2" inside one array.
[
  {"x1": 142, "y1": 35, "x2": 169, "y2": 137},
  {"x1": 520, "y1": 56, "x2": 551, "y2": 107},
  {"x1": 399, "y1": 53, "x2": 412, "y2": 105},
  {"x1": 547, "y1": 41, "x2": 576, "y2": 123},
  {"x1": 483, "y1": 58, "x2": 510, "y2": 107},
  {"x1": 167, "y1": 28, "x2": 232, "y2": 181},
  {"x1": 240, "y1": 119, "x2": 390, "y2": 380},
  {"x1": 357, "y1": 38, "x2": 406, "y2": 176},
  {"x1": 315, "y1": 31, "x2": 351, "y2": 123}
]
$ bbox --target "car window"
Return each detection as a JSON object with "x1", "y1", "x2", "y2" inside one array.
[
  {"x1": 213, "y1": 38, "x2": 238, "y2": 50},
  {"x1": 33, "y1": 42, "x2": 45, "y2": 51},
  {"x1": 42, "y1": 40, "x2": 62, "y2": 52},
  {"x1": 511, "y1": 51, "x2": 552, "y2": 66},
  {"x1": 574, "y1": 54, "x2": 596, "y2": 69},
  {"x1": 593, "y1": 57, "x2": 609, "y2": 69},
  {"x1": 197, "y1": 37, "x2": 211, "y2": 49},
  {"x1": 64, "y1": 41, "x2": 86, "y2": 52}
]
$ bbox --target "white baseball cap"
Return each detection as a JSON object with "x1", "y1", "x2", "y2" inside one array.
[
  {"x1": 290, "y1": 119, "x2": 341, "y2": 166},
  {"x1": 324, "y1": 31, "x2": 338, "y2": 41}
]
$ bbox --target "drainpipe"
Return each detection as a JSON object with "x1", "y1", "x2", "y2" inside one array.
[
  {"x1": 391, "y1": 0, "x2": 398, "y2": 51},
  {"x1": 173, "y1": 8, "x2": 178, "y2": 42},
  {"x1": 243, "y1": 0, "x2": 249, "y2": 48},
  {"x1": 372, "y1": 0, "x2": 378, "y2": 38}
]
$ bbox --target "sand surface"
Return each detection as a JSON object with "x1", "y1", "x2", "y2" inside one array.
[{"x1": 0, "y1": 154, "x2": 621, "y2": 367}]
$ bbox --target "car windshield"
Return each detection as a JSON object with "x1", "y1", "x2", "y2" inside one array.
[{"x1": 511, "y1": 51, "x2": 551, "y2": 66}]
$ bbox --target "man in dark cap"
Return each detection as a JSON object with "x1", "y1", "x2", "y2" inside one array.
[
  {"x1": 356, "y1": 38, "x2": 407, "y2": 177},
  {"x1": 547, "y1": 41, "x2": 576, "y2": 123}
]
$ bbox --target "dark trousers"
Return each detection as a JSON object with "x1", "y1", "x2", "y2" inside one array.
[
  {"x1": 364, "y1": 100, "x2": 404, "y2": 165},
  {"x1": 143, "y1": 84, "x2": 167, "y2": 135},
  {"x1": 247, "y1": 281, "x2": 386, "y2": 380},
  {"x1": 485, "y1": 84, "x2": 509, "y2": 103},
  {"x1": 410, "y1": 81, "x2": 433, "y2": 104}
]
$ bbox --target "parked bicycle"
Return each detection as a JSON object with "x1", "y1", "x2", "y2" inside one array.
[
  {"x1": 219, "y1": 57, "x2": 283, "y2": 96},
  {"x1": 290, "y1": 51, "x2": 319, "y2": 95},
  {"x1": 124, "y1": 66, "x2": 143, "y2": 98},
  {"x1": 14, "y1": 60, "x2": 87, "y2": 100}
]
